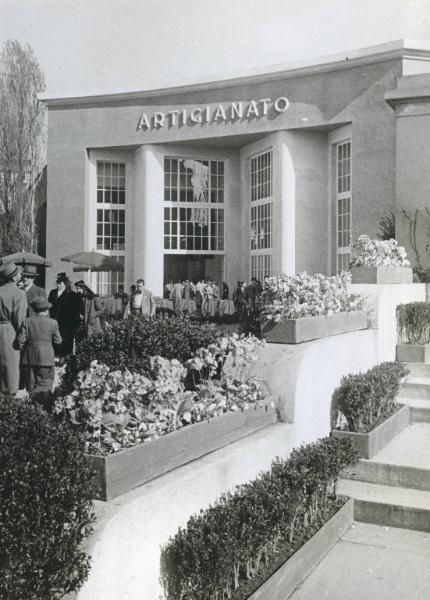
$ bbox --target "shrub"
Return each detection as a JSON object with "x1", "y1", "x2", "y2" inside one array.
[
  {"x1": 335, "y1": 362, "x2": 408, "y2": 433},
  {"x1": 160, "y1": 437, "x2": 358, "y2": 600},
  {"x1": 0, "y1": 395, "x2": 95, "y2": 600},
  {"x1": 261, "y1": 271, "x2": 362, "y2": 322},
  {"x1": 397, "y1": 302, "x2": 430, "y2": 345},
  {"x1": 74, "y1": 314, "x2": 219, "y2": 375}
]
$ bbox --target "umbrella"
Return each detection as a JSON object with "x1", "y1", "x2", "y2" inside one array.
[
  {"x1": 0, "y1": 251, "x2": 52, "y2": 267},
  {"x1": 61, "y1": 251, "x2": 124, "y2": 272}
]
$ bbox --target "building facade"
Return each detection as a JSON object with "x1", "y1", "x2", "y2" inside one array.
[{"x1": 43, "y1": 40, "x2": 430, "y2": 295}]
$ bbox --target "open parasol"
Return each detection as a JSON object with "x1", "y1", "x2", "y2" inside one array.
[
  {"x1": 0, "y1": 252, "x2": 52, "y2": 267},
  {"x1": 61, "y1": 251, "x2": 124, "y2": 272}
]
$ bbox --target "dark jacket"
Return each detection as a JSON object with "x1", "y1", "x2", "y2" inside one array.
[
  {"x1": 48, "y1": 288, "x2": 81, "y2": 355},
  {"x1": 19, "y1": 314, "x2": 62, "y2": 366}
]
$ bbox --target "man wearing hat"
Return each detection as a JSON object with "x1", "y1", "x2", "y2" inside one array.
[
  {"x1": 18, "y1": 296, "x2": 62, "y2": 409},
  {"x1": 0, "y1": 262, "x2": 28, "y2": 396},
  {"x1": 20, "y1": 265, "x2": 47, "y2": 316}
]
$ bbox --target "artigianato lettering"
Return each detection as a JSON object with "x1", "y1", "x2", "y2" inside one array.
[{"x1": 137, "y1": 97, "x2": 289, "y2": 130}]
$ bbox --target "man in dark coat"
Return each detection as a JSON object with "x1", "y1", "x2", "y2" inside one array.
[
  {"x1": 48, "y1": 273, "x2": 81, "y2": 360},
  {"x1": 0, "y1": 262, "x2": 28, "y2": 395},
  {"x1": 21, "y1": 265, "x2": 47, "y2": 316},
  {"x1": 19, "y1": 297, "x2": 62, "y2": 409}
]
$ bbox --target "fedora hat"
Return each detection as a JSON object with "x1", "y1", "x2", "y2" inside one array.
[
  {"x1": 30, "y1": 297, "x2": 51, "y2": 312},
  {"x1": 21, "y1": 265, "x2": 38, "y2": 278},
  {"x1": 0, "y1": 262, "x2": 19, "y2": 282}
]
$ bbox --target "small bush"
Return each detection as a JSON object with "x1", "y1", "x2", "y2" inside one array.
[
  {"x1": 335, "y1": 362, "x2": 408, "y2": 433},
  {"x1": 397, "y1": 302, "x2": 430, "y2": 345},
  {"x1": 74, "y1": 314, "x2": 219, "y2": 375},
  {"x1": 0, "y1": 396, "x2": 95, "y2": 600},
  {"x1": 160, "y1": 437, "x2": 357, "y2": 600}
]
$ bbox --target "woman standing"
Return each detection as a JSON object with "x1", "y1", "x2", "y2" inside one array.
[
  {"x1": 48, "y1": 274, "x2": 81, "y2": 360},
  {"x1": 0, "y1": 263, "x2": 28, "y2": 395},
  {"x1": 75, "y1": 281, "x2": 103, "y2": 336}
]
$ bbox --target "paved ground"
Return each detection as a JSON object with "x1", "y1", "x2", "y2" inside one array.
[{"x1": 289, "y1": 522, "x2": 430, "y2": 600}]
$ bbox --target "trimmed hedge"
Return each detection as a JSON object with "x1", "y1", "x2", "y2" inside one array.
[
  {"x1": 160, "y1": 437, "x2": 357, "y2": 600},
  {"x1": 335, "y1": 361, "x2": 408, "y2": 433},
  {"x1": 0, "y1": 396, "x2": 95, "y2": 600},
  {"x1": 397, "y1": 302, "x2": 430, "y2": 345},
  {"x1": 75, "y1": 314, "x2": 219, "y2": 374}
]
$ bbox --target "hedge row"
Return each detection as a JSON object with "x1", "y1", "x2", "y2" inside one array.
[
  {"x1": 160, "y1": 437, "x2": 357, "y2": 600},
  {"x1": 335, "y1": 361, "x2": 408, "y2": 433},
  {"x1": 75, "y1": 314, "x2": 219, "y2": 374},
  {"x1": 0, "y1": 396, "x2": 95, "y2": 600}
]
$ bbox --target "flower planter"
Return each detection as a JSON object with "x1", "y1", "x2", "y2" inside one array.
[
  {"x1": 332, "y1": 404, "x2": 410, "y2": 459},
  {"x1": 351, "y1": 266, "x2": 413, "y2": 284},
  {"x1": 87, "y1": 400, "x2": 278, "y2": 501},
  {"x1": 248, "y1": 499, "x2": 354, "y2": 600},
  {"x1": 396, "y1": 343, "x2": 430, "y2": 363},
  {"x1": 260, "y1": 310, "x2": 368, "y2": 344}
]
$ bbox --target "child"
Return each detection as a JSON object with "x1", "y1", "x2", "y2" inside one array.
[{"x1": 19, "y1": 297, "x2": 62, "y2": 410}]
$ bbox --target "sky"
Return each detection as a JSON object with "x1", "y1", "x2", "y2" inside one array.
[{"x1": 0, "y1": 0, "x2": 429, "y2": 97}]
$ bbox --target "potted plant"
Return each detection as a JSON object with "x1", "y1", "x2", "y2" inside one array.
[
  {"x1": 332, "y1": 362, "x2": 409, "y2": 458},
  {"x1": 396, "y1": 302, "x2": 430, "y2": 363},
  {"x1": 350, "y1": 235, "x2": 413, "y2": 283},
  {"x1": 260, "y1": 271, "x2": 367, "y2": 344}
]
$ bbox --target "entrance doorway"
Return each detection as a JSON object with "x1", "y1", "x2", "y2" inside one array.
[{"x1": 163, "y1": 255, "x2": 224, "y2": 289}]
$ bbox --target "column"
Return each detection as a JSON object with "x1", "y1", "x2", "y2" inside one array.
[
  {"x1": 278, "y1": 136, "x2": 296, "y2": 275},
  {"x1": 133, "y1": 146, "x2": 164, "y2": 296}
]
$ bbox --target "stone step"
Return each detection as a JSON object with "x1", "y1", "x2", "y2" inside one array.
[
  {"x1": 342, "y1": 423, "x2": 430, "y2": 491},
  {"x1": 402, "y1": 362, "x2": 430, "y2": 378},
  {"x1": 398, "y1": 377, "x2": 430, "y2": 400},
  {"x1": 397, "y1": 397, "x2": 430, "y2": 422},
  {"x1": 338, "y1": 479, "x2": 430, "y2": 532}
]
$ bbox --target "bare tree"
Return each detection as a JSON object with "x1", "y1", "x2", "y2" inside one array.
[{"x1": 0, "y1": 40, "x2": 46, "y2": 255}]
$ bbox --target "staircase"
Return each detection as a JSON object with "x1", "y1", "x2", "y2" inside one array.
[{"x1": 338, "y1": 361, "x2": 430, "y2": 533}]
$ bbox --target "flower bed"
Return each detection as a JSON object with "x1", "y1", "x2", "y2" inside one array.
[
  {"x1": 350, "y1": 235, "x2": 412, "y2": 283},
  {"x1": 259, "y1": 272, "x2": 365, "y2": 343},
  {"x1": 333, "y1": 362, "x2": 409, "y2": 457},
  {"x1": 160, "y1": 437, "x2": 358, "y2": 600}
]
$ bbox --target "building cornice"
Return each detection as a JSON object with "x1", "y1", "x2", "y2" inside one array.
[{"x1": 40, "y1": 39, "x2": 430, "y2": 109}]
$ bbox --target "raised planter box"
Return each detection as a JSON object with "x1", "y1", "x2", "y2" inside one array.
[
  {"x1": 351, "y1": 266, "x2": 413, "y2": 284},
  {"x1": 249, "y1": 499, "x2": 354, "y2": 600},
  {"x1": 396, "y1": 343, "x2": 430, "y2": 363},
  {"x1": 87, "y1": 400, "x2": 278, "y2": 501},
  {"x1": 332, "y1": 403, "x2": 410, "y2": 459},
  {"x1": 261, "y1": 310, "x2": 368, "y2": 344}
]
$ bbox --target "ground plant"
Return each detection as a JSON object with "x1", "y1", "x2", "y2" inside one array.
[
  {"x1": 0, "y1": 395, "x2": 95, "y2": 600},
  {"x1": 55, "y1": 334, "x2": 268, "y2": 455},
  {"x1": 350, "y1": 234, "x2": 410, "y2": 268},
  {"x1": 160, "y1": 437, "x2": 358, "y2": 600},
  {"x1": 396, "y1": 302, "x2": 430, "y2": 345},
  {"x1": 260, "y1": 271, "x2": 362, "y2": 323},
  {"x1": 74, "y1": 314, "x2": 220, "y2": 375},
  {"x1": 334, "y1": 362, "x2": 408, "y2": 433}
]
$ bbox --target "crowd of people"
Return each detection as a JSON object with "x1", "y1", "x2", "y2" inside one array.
[
  {"x1": 0, "y1": 263, "x2": 106, "y2": 404},
  {"x1": 164, "y1": 278, "x2": 230, "y2": 313}
]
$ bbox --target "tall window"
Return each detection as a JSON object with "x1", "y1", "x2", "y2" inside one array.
[
  {"x1": 250, "y1": 150, "x2": 273, "y2": 280},
  {"x1": 95, "y1": 161, "x2": 126, "y2": 295},
  {"x1": 335, "y1": 141, "x2": 352, "y2": 272},
  {"x1": 164, "y1": 158, "x2": 224, "y2": 252}
]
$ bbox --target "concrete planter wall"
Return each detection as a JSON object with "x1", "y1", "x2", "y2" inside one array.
[
  {"x1": 351, "y1": 266, "x2": 413, "y2": 284},
  {"x1": 261, "y1": 311, "x2": 368, "y2": 344},
  {"x1": 396, "y1": 343, "x2": 430, "y2": 363},
  {"x1": 332, "y1": 404, "x2": 410, "y2": 459},
  {"x1": 249, "y1": 499, "x2": 353, "y2": 600},
  {"x1": 87, "y1": 401, "x2": 278, "y2": 500}
]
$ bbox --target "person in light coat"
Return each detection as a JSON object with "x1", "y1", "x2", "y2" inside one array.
[
  {"x1": 0, "y1": 262, "x2": 28, "y2": 396},
  {"x1": 124, "y1": 278, "x2": 155, "y2": 317}
]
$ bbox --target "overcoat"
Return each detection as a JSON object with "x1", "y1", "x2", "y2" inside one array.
[
  {"x1": 19, "y1": 314, "x2": 62, "y2": 366},
  {"x1": 48, "y1": 288, "x2": 81, "y2": 355},
  {"x1": 0, "y1": 282, "x2": 28, "y2": 394},
  {"x1": 81, "y1": 295, "x2": 104, "y2": 335}
]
